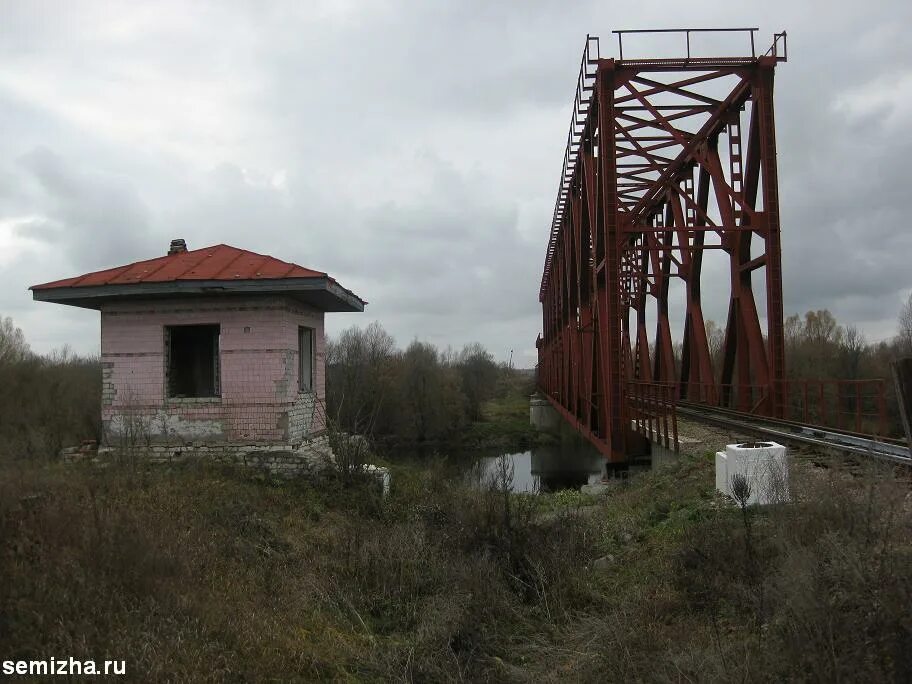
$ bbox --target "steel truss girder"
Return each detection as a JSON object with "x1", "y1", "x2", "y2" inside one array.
[{"x1": 538, "y1": 41, "x2": 786, "y2": 462}]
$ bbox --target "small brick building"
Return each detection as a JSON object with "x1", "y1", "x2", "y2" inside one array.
[{"x1": 31, "y1": 240, "x2": 364, "y2": 446}]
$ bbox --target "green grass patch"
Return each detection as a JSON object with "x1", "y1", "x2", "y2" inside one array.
[{"x1": 460, "y1": 393, "x2": 553, "y2": 451}]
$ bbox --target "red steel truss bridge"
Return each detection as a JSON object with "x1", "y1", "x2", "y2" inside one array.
[{"x1": 536, "y1": 29, "x2": 895, "y2": 463}]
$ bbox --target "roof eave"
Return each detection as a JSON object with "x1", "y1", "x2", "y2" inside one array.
[{"x1": 31, "y1": 277, "x2": 366, "y2": 313}]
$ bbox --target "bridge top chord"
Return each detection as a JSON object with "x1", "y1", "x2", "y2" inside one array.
[{"x1": 540, "y1": 29, "x2": 787, "y2": 301}]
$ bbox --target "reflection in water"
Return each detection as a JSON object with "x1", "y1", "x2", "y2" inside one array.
[{"x1": 470, "y1": 438, "x2": 606, "y2": 494}]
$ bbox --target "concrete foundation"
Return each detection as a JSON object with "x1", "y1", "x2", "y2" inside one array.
[
  {"x1": 62, "y1": 434, "x2": 334, "y2": 478},
  {"x1": 716, "y1": 441, "x2": 789, "y2": 506},
  {"x1": 630, "y1": 421, "x2": 703, "y2": 470},
  {"x1": 61, "y1": 434, "x2": 392, "y2": 494}
]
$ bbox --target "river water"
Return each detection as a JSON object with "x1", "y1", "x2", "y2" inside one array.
[{"x1": 466, "y1": 436, "x2": 606, "y2": 494}]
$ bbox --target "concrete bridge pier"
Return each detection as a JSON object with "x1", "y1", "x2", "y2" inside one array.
[
  {"x1": 529, "y1": 394, "x2": 561, "y2": 434},
  {"x1": 530, "y1": 394, "x2": 689, "y2": 477},
  {"x1": 641, "y1": 435, "x2": 679, "y2": 469},
  {"x1": 530, "y1": 393, "x2": 614, "y2": 481}
]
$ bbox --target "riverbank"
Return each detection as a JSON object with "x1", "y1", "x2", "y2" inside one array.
[
  {"x1": 2, "y1": 448, "x2": 908, "y2": 681},
  {"x1": 373, "y1": 390, "x2": 554, "y2": 457},
  {"x1": 459, "y1": 392, "x2": 553, "y2": 450}
]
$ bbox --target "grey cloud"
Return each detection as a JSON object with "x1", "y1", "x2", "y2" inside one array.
[
  {"x1": 13, "y1": 217, "x2": 60, "y2": 242},
  {"x1": 1, "y1": 0, "x2": 911, "y2": 366},
  {"x1": 17, "y1": 147, "x2": 156, "y2": 270}
]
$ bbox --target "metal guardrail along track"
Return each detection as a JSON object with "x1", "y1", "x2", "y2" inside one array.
[{"x1": 676, "y1": 402, "x2": 912, "y2": 466}]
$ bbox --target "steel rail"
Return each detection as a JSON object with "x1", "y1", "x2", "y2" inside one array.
[
  {"x1": 681, "y1": 400, "x2": 905, "y2": 446},
  {"x1": 676, "y1": 402, "x2": 912, "y2": 466}
]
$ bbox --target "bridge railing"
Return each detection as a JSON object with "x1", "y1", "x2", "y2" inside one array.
[
  {"x1": 610, "y1": 28, "x2": 787, "y2": 63},
  {"x1": 685, "y1": 379, "x2": 889, "y2": 437},
  {"x1": 539, "y1": 35, "x2": 599, "y2": 300},
  {"x1": 612, "y1": 27, "x2": 759, "y2": 61},
  {"x1": 628, "y1": 381, "x2": 679, "y2": 451},
  {"x1": 779, "y1": 378, "x2": 887, "y2": 437}
]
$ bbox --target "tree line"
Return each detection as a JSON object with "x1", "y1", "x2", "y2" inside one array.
[
  {"x1": 0, "y1": 315, "x2": 518, "y2": 458},
  {"x1": 325, "y1": 322, "x2": 519, "y2": 449},
  {"x1": 679, "y1": 297, "x2": 912, "y2": 435},
  {"x1": 679, "y1": 294, "x2": 912, "y2": 384},
  {"x1": 1, "y1": 293, "x2": 910, "y2": 457}
]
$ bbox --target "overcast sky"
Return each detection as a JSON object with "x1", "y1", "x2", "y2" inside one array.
[{"x1": 2, "y1": 0, "x2": 910, "y2": 367}]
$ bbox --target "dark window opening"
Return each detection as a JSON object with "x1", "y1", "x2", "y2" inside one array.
[
  {"x1": 166, "y1": 325, "x2": 220, "y2": 398},
  {"x1": 299, "y1": 326, "x2": 314, "y2": 392}
]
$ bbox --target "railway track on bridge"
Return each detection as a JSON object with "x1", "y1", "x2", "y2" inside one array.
[{"x1": 676, "y1": 402, "x2": 912, "y2": 466}]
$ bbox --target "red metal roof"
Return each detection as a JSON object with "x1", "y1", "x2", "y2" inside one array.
[{"x1": 31, "y1": 244, "x2": 332, "y2": 290}]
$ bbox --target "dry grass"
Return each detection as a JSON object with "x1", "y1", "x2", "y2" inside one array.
[
  {"x1": 510, "y1": 455, "x2": 912, "y2": 683},
  {"x1": 1, "y1": 449, "x2": 909, "y2": 682},
  {"x1": 0, "y1": 457, "x2": 600, "y2": 681}
]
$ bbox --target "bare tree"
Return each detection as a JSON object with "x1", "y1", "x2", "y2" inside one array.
[
  {"x1": 804, "y1": 309, "x2": 843, "y2": 347},
  {"x1": 839, "y1": 325, "x2": 867, "y2": 379},
  {"x1": 705, "y1": 319, "x2": 724, "y2": 360},
  {"x1": 705, "y1": 319, "x2": 725, "y2": 379},
  {"x1": 456, "y1": 342, "x2": 498, "y2": 421},
  {"x1": 0, "y1": 316, "x2": 31, "y2": 364},
  {"x1": 397, "y1": 340, "x2": 465, "y2": 443},
  {"x1": 899, "y1": 293, "x2": 912, "y2": 356},
  {"x1": 784, "y1": 314, "x2": 803, "y2": 350},
  {"x1": 785, "y1": 310, "x2": 846, "y2": 378},
  {"x1": 326, "y1": 321, "x2": 396, "y2": 434}
]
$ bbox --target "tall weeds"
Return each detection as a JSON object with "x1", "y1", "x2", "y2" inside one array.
[{"x1": 1, "y1": 441, "x2": 908, "y2": 681}]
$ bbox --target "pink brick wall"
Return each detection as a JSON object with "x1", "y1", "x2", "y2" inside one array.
[{"x1": 101, "y1": 295, "x2": 325, "y2": 444}]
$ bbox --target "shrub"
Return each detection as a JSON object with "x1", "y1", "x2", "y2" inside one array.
[{"x1": 0, "y1": 351, "x2": 100, "y2": 459}]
